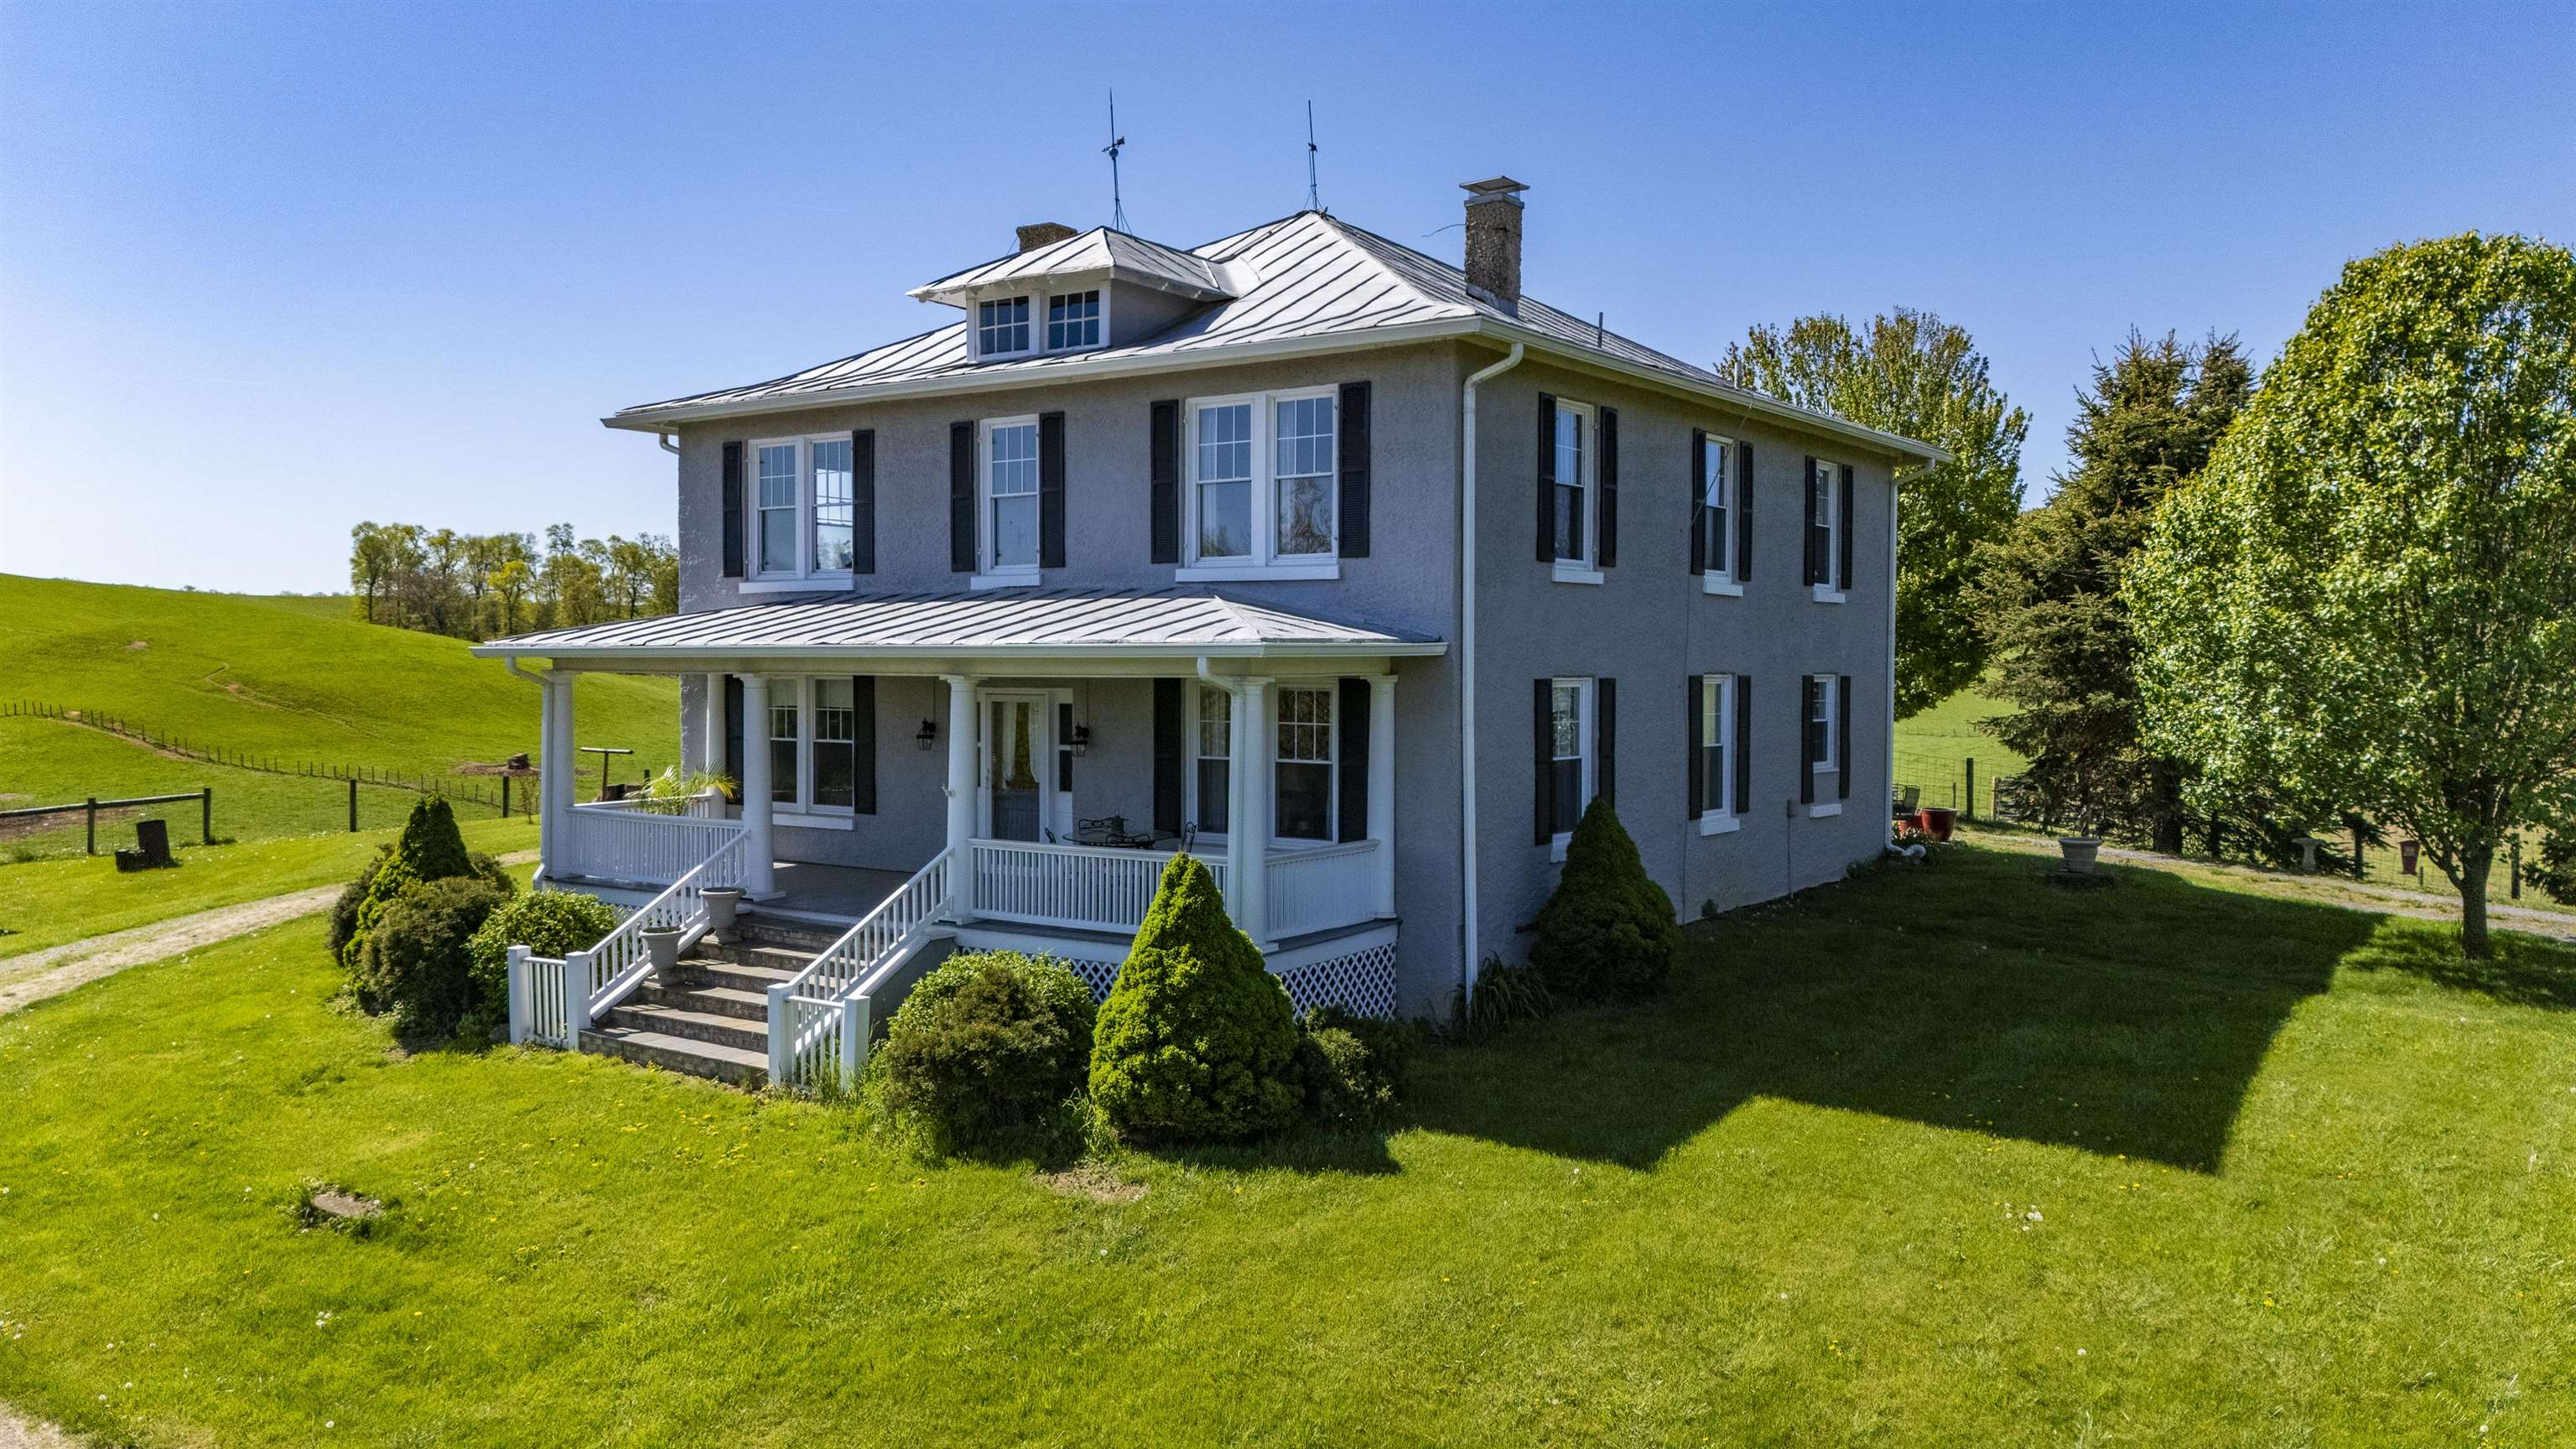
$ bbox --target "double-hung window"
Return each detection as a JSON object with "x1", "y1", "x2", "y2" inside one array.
[
  {"x1": 977, "y1": 296, "x2": 1031, "y2": 358},
  {"x1": 1701, "y1": 434, "x2": 1740, "y2": 594},
  {"x1": 1046, "y1": 290, "x2": 1100, "y2": 351},
  {"x1": 755, "y1": 443, "x2": 799, "y2": 576},
  {"x1": 811, "y1": 678, "x2": 856, "y2": 810},
  {"x1": 1808, "y1": 457, "x2": 1846, "y2": 601},
  {"x1": 1275, "y1": 687, "x2": 1334, "y2": 841},
  {"x1": 1547, "y1": 677, "x2": 1594, "y2": 857},
  {"x1": 811, "y1": 437, "x2": 854, "y2": 574},
  {"x1": 1193, "y1": 686, "x2": 1232, "y2": 834},
  {"x1": 1548, "y1": 398, "x2": 1604, "y2": 584},
  {"x1": 768, "y1": 696, "x2": 801, "y2": 808},
  {"x1": 758, "y1": 677, "x2": 870, "y2": 823},
  {"x1": 982, "y1": 418, "x2": 1041, "y2": 574},
  {"x1": 1696, "y1": 673, "x2": 1738, "y2": 834},
  {"x1": 1182, "y1": 388, "x2": 1338, "y2": 579}
]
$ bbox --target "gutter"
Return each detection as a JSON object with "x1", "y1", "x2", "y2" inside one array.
[{"x1": 1458, "y1": 341, "x2": 1524, "y2": 1010}]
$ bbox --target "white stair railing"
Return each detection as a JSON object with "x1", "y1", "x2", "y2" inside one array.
[
  {"x1": 508, "y1": 828, "x2": 749, "y2": 1048},
  {"x1": 768, "y1": 849, "x2": 953, "y2": 1089}
]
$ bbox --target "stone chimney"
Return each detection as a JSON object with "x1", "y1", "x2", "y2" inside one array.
[
  {"x1": 1461, "y1": 176, "x2": 1528, "y2": 311},
  {"x1": 1016, "y1": 221, "x2": 1078, "y2": 253}
]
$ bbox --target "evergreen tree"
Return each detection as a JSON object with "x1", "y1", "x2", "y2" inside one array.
[
  {"x1": 1972, "y1": 332, "x2": 2251, "y2": 849},
  {"x1": 1529, "y1": 797, "x2": 1679, "y2": 1000},
  {"x1": 341, "y1": 797, "x2": 475, "y2": 971}
]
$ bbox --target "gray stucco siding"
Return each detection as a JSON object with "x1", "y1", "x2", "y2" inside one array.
[{"x1": 1467, "y1": 355, "x2": 1896, "y2": 961}]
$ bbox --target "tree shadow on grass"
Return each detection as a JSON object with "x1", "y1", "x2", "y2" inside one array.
[
  {"x1": 2339, "y1": 917, "x2": 2576, "y2": 1010},
  {"x1": 1406, "y1": 848, "x2": 2393, "y2": 1174}
]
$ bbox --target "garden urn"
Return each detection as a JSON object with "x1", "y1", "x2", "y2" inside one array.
[
  {"x1": 641, "y1": 926, "x2": 683, "y2": 977},
  {"x1": 1916, "y1": 806, "x2": 1957, "y2": 843},
  {"x1": 2058, "y1": 837, "x2": 2102, "y2": 873},
  {"x1": 701, "y1": 887, "x2": 743, "y2": 939}
]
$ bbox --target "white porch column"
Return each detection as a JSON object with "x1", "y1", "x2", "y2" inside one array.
[
  {"x1": 737, "y1": 673, "x2": 777, "y2": 898},
  {"x1": 541, "y1": 671, "x2": 575, "y2": 878},
  {"x1": 1231, "y1": 677, "x2": 1275, "y2": 947},
  {"x1": 1368, "y1": 673, "x2": 1398, "y2": 918},
  {"x1": 699, "y1": 672, "x2": 726, "y2": 777},
  {"x1": 942, "y1": 673, "x2": 978, "y2": 920}
]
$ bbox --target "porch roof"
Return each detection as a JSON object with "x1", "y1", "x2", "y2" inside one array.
[{"x1": 469, "y1": 588, "x2": 1446, "y2": 662}]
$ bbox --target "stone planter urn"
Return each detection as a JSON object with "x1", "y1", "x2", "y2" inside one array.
[
  {"x1": 641, "y1": 926, "x2": 683, "y2": 977},
  {"x1": 2057, "y1": 837, "x2": 2103, "y2": 873},
  {"x1": 701, "y1": 887, "x2": 743, "y2": 941}
]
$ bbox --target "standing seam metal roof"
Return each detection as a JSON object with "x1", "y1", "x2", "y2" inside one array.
[{"x1": 467, "y1": 588, "x2": 1446, "y2": 657}]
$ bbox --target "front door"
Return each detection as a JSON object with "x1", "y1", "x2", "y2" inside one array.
[{"x1": 981, "y1": 692, "x2": 1052, "y2": 842}]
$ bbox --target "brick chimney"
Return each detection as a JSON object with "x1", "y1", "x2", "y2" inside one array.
[
  {"x1": 1460, "y1": 176, "x2": 1528, "y2": 311},
  {"x1": 1016, "y1": 221, "x2": 1078, "y2": 253}
]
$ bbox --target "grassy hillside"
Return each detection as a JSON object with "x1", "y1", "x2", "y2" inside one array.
[
  {"x1": 0, "y1": 575, "x2": 677, "y2": 780},
  {"x1": 1892, "y1": 684, "x2": 2028, "y2": 813}
]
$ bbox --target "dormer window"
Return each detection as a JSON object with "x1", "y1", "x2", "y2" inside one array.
[
  {"x1": 1046, "y1": 290, "x2": 1101, "y2": 351},
  {"x1": 976, "y1": 296, "x2": 1031, "y2": 358}
]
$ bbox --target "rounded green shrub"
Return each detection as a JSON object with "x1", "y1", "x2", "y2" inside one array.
[
  {"x1": 1530, "y1": 796, "x2": 1680, "y2": 1000},
  {"x1": 356, "y1": 875, "x2": 509, "y2": 1041},
  {"x1": 327, "y1": 845, "x2": 393, "y2": 963},
  {"x1": 1295, "y1": 1006, "x2": 1415, "y2": 1130},
  {"x1": 462, "y1": 889, "x2": 618, "y2": 1040},
  {"x1": 1088, "y1": 853, "x2": 1301, "y2": 1143},
  {"x1": 874, "y1": 951, "x2": 1097, "y2": 1156}
]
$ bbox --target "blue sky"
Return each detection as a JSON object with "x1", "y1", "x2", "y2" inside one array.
[{"x1": 2, "y1": 0, "x2": 2568, "y2": 595}]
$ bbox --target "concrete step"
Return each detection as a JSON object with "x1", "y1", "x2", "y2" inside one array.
[
  {"x1": 691, "y1": 940, "x2": 823, "y2": 974},
  {"x1": 729, "y1": 916, "x2": 845, "y2": 952},
  {"x1": 598, "y1": 1000, "x2": 769, "y2": 1054},
  {"x1": 675, "y1": 956, "x2": 799, "y2": 994},
  {"x1": 581, "y1": 1025, "x2": 767, "y2": 1087},
  {"x1": 630, "y1": 977, "x2": 769, "y2": 1021}
]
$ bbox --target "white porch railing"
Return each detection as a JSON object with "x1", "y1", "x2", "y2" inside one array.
[
  {"x1": 571, "y1": 792, "x2": 728, "y2": 820},
  {"x1": 1265, "y1": 839, "x2": 1382, "y2": 939},
  {"x1": 969, "y1": 839, "x2": 1229, "y2": 934},
  {"x1": 769, "y1": 849, "x2": 953, "y2": 1089},
  {"x1": 558, "y1": 807, "x2": 740, "y2": 886},
  {"x1": 508, "y1": 828, "x2": 749, "y2": 1049}
]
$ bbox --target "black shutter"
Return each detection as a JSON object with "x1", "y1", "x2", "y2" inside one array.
[
  {"x1": 1685, "y1": 676, "x2": 1704, "y2": 818},
  {"x1": 1687, "y1": 428, "x2": 1708, "y2": 574},
  {"x1": 1800, "y1": 676, "x2": 1818, "y2": 805},
  {"x1": 948, "y1": 421, "x2": 975, "y2": 573},
  {"x1": 1838, "y1": 463, "x2": 1857, "y2": 591},
  {"x1": 852, "y1": 675, "x2": 877, "y2": 813},
  {"x1": 850, "y1": 430, "x2": 876, "y2": 577},
  {"x1": 720, "y1": 441, "x2": 745, "y2": 579},
  {"x1": 1532, "y1": 678, "x2": 1552, "y2": 844},
  {"x1": 1037, "y1": 410, "x2": 1067, "y2": 569},
  {"x1": 1149, "y1": 401, "x2": 1181, "y2": 565},
  {"x1": 1737, "y1": 441, "x2": 1756, "y2": 582},
  {"x1": 1152, "y1": 678, "x2": 1183, "y2": 835},
  {"x1": 1803, "y1": 457, "x2": 1822, "y2": 584},
  {"x1": 723, "y1": 675, "x2": 745, "y2": 788},
  {"x1": 1535, "y1": 392, "x2": 1556, "y2": 563},
  {"x1": 1597, "y1": 407, "x2": 1619, "y2": 568},
  {"x1": 1596, "y1": 678, "x2": 1617, "y2": 806},
  {"x1": 1337, "y1": 678, "x2": 1369, "y2": 843},
  {"x1": 1838, "y1": 674, "x2": 1853, "y2": 801},
  {"x1": 1337, "y1": 382, "x2": 1371, "y2": 558},
  {"x1": 1056, "y1": 701, "x2": 1074, "y2": 793},
  {"x1": 1733, "y1": 674, "x2": 1753, "y2": 815}
]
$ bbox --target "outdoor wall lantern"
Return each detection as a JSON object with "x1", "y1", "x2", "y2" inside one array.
[
  {"x1": 1068, "y1": 723, "x2": 1092, "y2": 756},
  {"x1": 914, "y1": 719, "x2": 938, "y2": 750}
]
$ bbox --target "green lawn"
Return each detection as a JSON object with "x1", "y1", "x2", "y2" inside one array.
[
  {"x1": 0, "y1": 574, "x2": 678, "y2": 778},
  {"x1": 0, "y1": 816, "x2": 536, "y2": 962},
  {"x1": 3, "y1": 845, "x2": 2568, "y2": 1445}
]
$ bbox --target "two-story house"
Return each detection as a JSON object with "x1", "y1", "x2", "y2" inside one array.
[{"x1": 475, "y1": 178, "x2": 1945, "y2": 1087}]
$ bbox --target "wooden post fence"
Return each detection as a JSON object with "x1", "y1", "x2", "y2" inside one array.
[
  {"x1": 349, "y1": 777, "x2": 359, "y2": 832},
  {"x1": 1963, "y1": 758, "x2": 1976, "y2": 823},
  {"x1": 201, "y1": 787, "x2": 212, "y2": 845}
]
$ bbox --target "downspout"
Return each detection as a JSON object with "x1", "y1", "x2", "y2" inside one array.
[
  {"x1": 1458, "y1": 342, "x2": 1524, "y2": 1010},
  {"x1": 657, "y1": 430, "x2": 680, "y2": 455},
  {"x1": 1886, "y1": 469, "x2": 1901, "y2": 826}
]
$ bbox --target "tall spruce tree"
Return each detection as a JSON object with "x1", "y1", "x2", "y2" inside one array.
[
  {"x1": 1972, "y1": 332, "x2": 2252, "y2": 849},
  {"x1": 1717, "y1": 309, "x2": 2028, "y2": 717}
]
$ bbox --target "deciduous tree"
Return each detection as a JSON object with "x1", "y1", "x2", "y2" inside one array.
[
  {"x1": 1717, "y1": 309, "x2": 2028, "y2": 716},
  {"x1": 2127, "y1": 234, "x2": 2576, "y2": 956}
]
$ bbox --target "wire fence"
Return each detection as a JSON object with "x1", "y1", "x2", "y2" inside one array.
[{"x1": 4, "y1": 699, "x2": 525, "y2": 813}]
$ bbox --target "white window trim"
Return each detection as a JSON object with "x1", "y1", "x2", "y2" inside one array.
[
  {"x1": 1550, "y1": 399, "x2": 1601, "y2": 584},
  {"x1": 1812, "y1": 458, "x2": 1846, "y2": 603},
  {"x1": 1180, "y1": 386, "x2": 1342, "y2": 580},
  {"x1": 974, "y1": 293, "x2": 1035, "y2": 361},
  {"x1": 1697, "y1": 673, "x2": 1740, "y2": 836},
  {"x1": 743, "y1": 434, "x2": 860, "y2": 586},
  {"x1": 1186, "y1": 684, "x2": 1233, "y2": 844},
  {"x1": 1548, "y1": 676, "x2": 1596, "y2": 863},
  {"x1": 1701, "y1": 431, "x2": 1742, "y2": 596},
  {"x1": 1043, "y1": 287, "x2": 1109, "y2": 354},
  {"x1": 972, "y1": 414, "x2": 1043, "y2": 588},
  {"x1": 1810, "y1": 672, "x2": 1839, "y2": 775},
  {"x1": 765, "y1": 676, "x2": 861, "y2": 823},
  {"x1": 1184, "y1": 680, "x2": 1344, "y2": 849},
  {"x1": 1807, "y1": 802, "x2": 1843, "y2": 818}
]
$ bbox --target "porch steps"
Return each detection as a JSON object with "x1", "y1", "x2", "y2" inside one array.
[{"x1": 573, "y1": 917, "x2": 848, "y2": 1089}]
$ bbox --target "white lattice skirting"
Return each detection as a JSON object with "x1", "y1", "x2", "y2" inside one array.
[{"x1": 1040, "y1": 943, "x2": 1399, "y2": 1019}]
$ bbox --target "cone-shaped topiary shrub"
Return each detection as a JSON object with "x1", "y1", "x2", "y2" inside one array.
[
  {"x1": 875, "y1": 951, "x2": 1097, "y2": 1158},
  {"x1": 1088, "y1": 853, "x2": 1301, "y2": 1143},
  {"x1": 356, "y1": 875, "x2": 509, "y2": 1041},
  {"x1": 1529, "y1": 795, "x2": 1679, "y2": 1000},
  {"x1": 341, "y1": 797, "x2": 475, "y2": 973}
]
